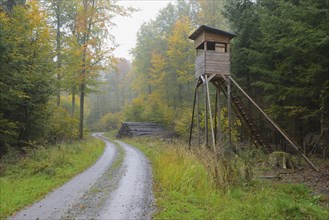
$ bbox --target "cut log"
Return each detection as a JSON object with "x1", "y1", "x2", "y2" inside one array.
[{"x1": 117, "y1": 122, "x2": 165, "y2": 138}]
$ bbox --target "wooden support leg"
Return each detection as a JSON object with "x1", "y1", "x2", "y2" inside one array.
[
  {"x1": 188, "y1": 83, "x2": 199, "y2": 147},
  {"x1": 197, "y1": 87, "x2": 201, "y2": 146},
  {"x1": 204, "y1": 82, "x2": 208, "y2": 147},
  {"x1": 214, "y1": 86, "x2": 218, "y2": 144},
  {"x1": 217, "y1": 84, "x2": 222, "y2": 147},
  {"x1": 228, "y1": 77, "x2": 232, "y2": 147},
  {"x1": 205, "y1": 75, "x2": 216, "y2": 152}
]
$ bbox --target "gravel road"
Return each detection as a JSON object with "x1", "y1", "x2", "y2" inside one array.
[{"x1": 9, "y1": 133, "x2": 155, "y2": 220}]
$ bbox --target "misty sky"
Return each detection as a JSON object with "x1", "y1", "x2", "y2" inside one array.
[{"x1": 112, "y1": 0, "x2": 172, "y2": 60}]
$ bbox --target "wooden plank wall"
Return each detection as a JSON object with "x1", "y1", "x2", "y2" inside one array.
[{"x1": 195, "y1": 51, "x2": 230, "y2": 78}]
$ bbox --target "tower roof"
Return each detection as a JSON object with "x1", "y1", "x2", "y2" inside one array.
[{"x1": 189, "y1": 25, "x2": 236, "y2": 40}]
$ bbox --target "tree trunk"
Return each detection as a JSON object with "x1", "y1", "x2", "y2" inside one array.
[
  {"x1": 79, "y1": 83, "x2": 85, "y2": 139},
  {"x1": 78, "y1": 0, "x2": 95, "y2": 139},
  {"x1": 56, "y1": 5, "x2": 61, "y2": 106},
  {"x1": 179, "y1": 83, "x2": 182, "y2": 104},
  {"x1": 71, "y1": 88, "x2": 75, "y2": 117},
  {"x1": 79, "y1": 42, "x2": 87, "y2": 139}
]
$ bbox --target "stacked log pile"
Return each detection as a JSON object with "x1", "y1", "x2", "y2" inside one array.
[{"x1": 117, "y1": 122, "x2": 165, "y2": 138}]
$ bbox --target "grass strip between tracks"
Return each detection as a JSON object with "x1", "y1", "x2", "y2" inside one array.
[
  {"x1": 0, "y1": 136, "x2": 105, "y2": 219},
  {"x1": 63, "y1": 140, "x2": 125, "y2": 219},
  {"x1": 123, "y1": 137, "x2": 329, "y2": 220}
]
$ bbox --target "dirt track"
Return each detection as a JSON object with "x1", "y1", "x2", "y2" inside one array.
[{"x1": 10, "y1": 133, "x2": 155, "y2": 220}]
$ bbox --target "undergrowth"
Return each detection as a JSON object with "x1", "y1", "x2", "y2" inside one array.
[
  {"x1": 126, "y1": 137, "x2": 329, "y2": 220},
  {"x1": 103, "y1": 130, "x2": 117, "y2": 140},
  {"x1": 0, "y1": 137, "x2": 105, "y2": 219}
]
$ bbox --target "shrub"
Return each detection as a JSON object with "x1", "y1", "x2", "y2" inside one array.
[
  {"x1": 123, "y1": 96, "x2": 146, "y2": 122},
  {"x1": 45, "y1": 105, "x2": 79, "y2": 143},
  {"x1": 174, "y1": 107, "x2": 192, "y2": 137},
  {"x1": 92, "y1": 112, "x2": 122, "y2": 131},
  {"x1": 123, "y1": 97, "x2": 174, "y2": 128}
]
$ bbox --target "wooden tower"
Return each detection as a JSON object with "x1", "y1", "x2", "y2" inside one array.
[
  {"x1": 188, "y1": 25, "x2": 236, "y2": 152},
  {"x1": 190, "y1": 25, "x2": 235, "y2": 78},
  {"x1": 188, "y1": 25, "x2": 318, "y2": 171}
]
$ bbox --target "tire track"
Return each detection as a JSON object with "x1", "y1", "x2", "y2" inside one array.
[{"x1": 9, "y1": 133, "x2": 155, "y2": 220}]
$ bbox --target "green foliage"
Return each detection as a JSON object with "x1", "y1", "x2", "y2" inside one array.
[
  {"x1": 123, "y1": 96, "x2": 174, "y2": 128},
  {"x1": 225, "y1": 0, "x2": 329, "y2": 155},
  {"x1": 0, "y1": 0, "x2": 131, "y2": 152},
  {"x1": 127, "y1": 137, "x2": 329, "y2": 220},
  {"x1": 126, "y1": 3, "x2": 201, "y2": 133},
  {"x1": 45, "y1": 104, "x2": 79, "y2": 143},
  {"x1": 218, "y1": 107, "x2": 242, "y2": 144},
  {"x1": 124, "y1": 1, "x2": 241, "y2": 139},
  {"x1": 142, "y1": 101, "x2": 175, "y2": 127},
  {"x1": 90, "y1": 112, "x2": 122, "y2": 131},
  {"x1": 174, "y1": 107, "x2": 192, "y2": 137},
  {"x1": 0, "y1": 1, "x2": 55, "y2": 152},
  {"x1": 103, "y1": 130, "x2": 118, "y2": 140},
  {"x1": 196, "y1": 107, "x2": 242, "y2": 144},
  {"x1": 0, "y1": 137, "x2": 105, "y2": 219},
  {"x1": 123, "y1": 96, "x2": 146, "y2": 122},
  {"x1": 0, "y1": 118, "x2": 18, "y2": 155}
]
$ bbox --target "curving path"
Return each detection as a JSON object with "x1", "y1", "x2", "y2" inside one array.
[{"x1": 10, "y1": 133, "x2": 155, "y2": 220}]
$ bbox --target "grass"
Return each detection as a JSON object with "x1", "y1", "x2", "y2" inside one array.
[
  {"x1": 103, "y1": 130, "x2": 117, "y2": 140},
  {"x1": 125, "y1": 137, "x2": 329, "y2": 220},
  {"x1": 0, "y1": 136, "x2": 105, "y2": 219},
  {"x1": 64, "y1": 141, "x2": 125, "y2": 219}
]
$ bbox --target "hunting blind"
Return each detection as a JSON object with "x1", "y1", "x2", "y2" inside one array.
[
  {"x1": 188, "y1": 25, "x2": 318, "y2": 171},
  {"x1": 189, "y1": 25, "x2": 235, "y2": 78}
]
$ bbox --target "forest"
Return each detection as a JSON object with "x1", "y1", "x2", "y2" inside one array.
[{"x1": 1, "y1": 0, "x2": 328, "y2": 158}]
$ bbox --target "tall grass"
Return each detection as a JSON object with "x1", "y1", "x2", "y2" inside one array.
[
  {"x1": 154, "y1": 146, "x2": 215, "y2": 196},
  {"x1": 0, "y1": 137, "x2": 105, "y2": 219},
  {"x1": 127, "y1": 137, "x2": 329, "y2": 220}
]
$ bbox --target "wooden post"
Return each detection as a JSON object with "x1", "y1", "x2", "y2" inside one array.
[
  {"x1": 205, "y1": 75, "x2": 216, "y2": 152},
  {"x1": 197, "y1": 86, "x2": 201, "y2": 146},
  {"x1": 214, "y1": 85, "x2": 218, "y2": 144},
  {"x1": 188, "y1": 82, "x2": 199, "y2": 147},
  {"x1": 204, "y1": 42, "x2": 208, "y2": 147},
  {"x1": 205, "y1": 83, "x2": 208, "y2": 147},
  {"x1": 217, "y1": 85, "x2": 222, "y2": 146},
  {"x1": 228, "y1": 76, "x2": 232, "y2": 147}
]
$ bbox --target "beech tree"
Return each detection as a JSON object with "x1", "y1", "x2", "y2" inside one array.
[
  {"x1": 0, "y1": 0, "x2": 54, "y2": 152},
  {"x1": 166, "y1": 16, "x2": 194, "y2": 108},
  {"x1": 127, "y1": 4, "x2": 196, "y2": 129},
  {"x1": 42, "y1": 0, "x2": 76, "y2": 106},
  {"x1": 67, "y1": 0, "x2": 131, "y2": 139}
]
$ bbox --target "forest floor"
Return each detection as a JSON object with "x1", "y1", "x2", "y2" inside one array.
[
  {"x1": 124, "y1": 137, "x2": 329, "y2": 219},
  {"x1": 257, "y1": 158, "x2": 329, "y2": 208}
]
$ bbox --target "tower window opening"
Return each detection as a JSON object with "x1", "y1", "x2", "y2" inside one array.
[{"x1": 215, "y1": 43, "x2": 227, "y2": 53}]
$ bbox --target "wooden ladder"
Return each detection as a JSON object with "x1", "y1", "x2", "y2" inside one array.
[
  {"x1": 216, "y1": 74, "x2": 319, "y2": 171},
  {"x1": 231, "y1": 87, "x2": 271, "y2": 152},
  {"x1": 216, "y1": 77, "x2": 271, "y2": 152}
]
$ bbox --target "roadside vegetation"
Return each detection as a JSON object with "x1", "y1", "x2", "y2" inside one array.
[
  {"x1": 0, "y1": 137, "x2": 105, "y2": 219},
  {"x1": 126, "y1": 137, "x2": 329, "y2": 220}
]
